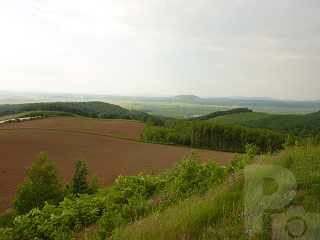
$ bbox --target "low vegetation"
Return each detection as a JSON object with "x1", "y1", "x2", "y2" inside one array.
[
  {"x1": 110, "y1": 143, "x2": 320, "y2": 239},
  {"x1": 2, "y1": 141, "x2": 319, "y2": 239}
]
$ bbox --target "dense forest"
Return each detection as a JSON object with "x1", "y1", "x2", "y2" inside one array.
[
  {"x1": 190, "y1": 107, "x2": 253, "y2": 121},
  {"x1": 142, "y1": 117, "x2": 291, "y2": 153},
  {"x1": 237, "y1": 114, "x2": 320, "y2": 137},
  {"x1": 0, "y1": 102, "x2": 149, "y2": 121}
]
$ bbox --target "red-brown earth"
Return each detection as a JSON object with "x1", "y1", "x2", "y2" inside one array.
[{"x1": 0, "y1": 118, "x2": 237, "y2": 212}]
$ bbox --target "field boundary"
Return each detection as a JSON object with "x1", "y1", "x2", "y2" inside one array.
[{"x1": 0, "y1": 127, "x2": 243, "y2": 154}]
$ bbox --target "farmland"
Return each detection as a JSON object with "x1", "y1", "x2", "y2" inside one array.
[
  {"x1": 0, "y1": 117, "x2": 235, "y2": 212},
  {"x1": 0, "y1": 117, "x2": 145, "y2": 140}
]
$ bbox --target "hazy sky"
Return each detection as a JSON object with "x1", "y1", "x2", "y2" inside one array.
[{"x1": 0, "y1": 0, "x2": 319, "y2": 100}]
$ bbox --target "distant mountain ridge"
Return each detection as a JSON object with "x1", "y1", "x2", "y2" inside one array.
[
  {"x1": 227, "y1": 96, "x2": 275, "y2": 101},
  {"x1": 171, "y1": 95, "x2": 202, "y2": 101}
]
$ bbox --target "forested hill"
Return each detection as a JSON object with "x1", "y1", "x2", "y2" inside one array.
[
  {"x1": 190, "y1": 107, "x2": 253, "y2": 121},
  {"x1": 237, "y1": 114, "x2": 320, "y2": 137},
  {"x1": 0, "y1": 101, "x2": 149, "y2": 121}
]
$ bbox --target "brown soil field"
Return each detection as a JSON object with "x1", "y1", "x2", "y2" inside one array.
[
  {"x1": 0, "y1": 117, "x2": 145, "y2": 140},
  {"x1": 0, "y1": 119, "x2": 237, "y2": 213}
]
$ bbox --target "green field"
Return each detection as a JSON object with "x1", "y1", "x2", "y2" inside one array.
[
  {"x1": 1, "y1": 95, "x2": 319, "y2": 119},
  {"x1": 208, "y1": 112, "x2": 272, "y2": 124},
  {"x1": 107, "y1": 100, "x2": 235, "y2": 119},
  {"x1": 107, "y1": 100, "x2": 320, "y2": 119}
]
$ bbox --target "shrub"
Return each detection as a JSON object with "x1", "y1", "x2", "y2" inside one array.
[
  {"x1": 9, "y1": 194, "x2": 103, "y2": 239},
  {"x1": 11, "y1": 152, "x2": 65, "y2": 215}
]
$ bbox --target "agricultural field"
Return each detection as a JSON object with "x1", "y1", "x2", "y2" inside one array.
[
  {"x1": 107, "y1": 99, "x2": 320, "y2": 119},
  {"x1": 0, "y1": 117, "x2": 145, "y2": 140},
  {"x1": 0, "y1": 118, "x2": 235, "y2": 212},
  {"x1": 208, "y1": 112, "x2": 272, "y2": 124},
  {"x1": 107, "y1": 100, "x2": 234, "y2": 119}
]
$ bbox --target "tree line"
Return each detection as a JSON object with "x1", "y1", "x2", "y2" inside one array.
[
  {"x1": 0, "y1": 101, "x2": 149, "y2": 121},
  {"x1": 237, "y1": 114, "x2": 320, "y2": 137},
  {"x1": 142, "y1": 118, "x2": 292, "y2": 153}
]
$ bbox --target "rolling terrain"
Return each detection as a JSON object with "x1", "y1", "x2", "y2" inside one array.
[
  {"x1": 0, "y1": 117, "x2": 235, "y2": 212},
  {"x1": 207, "y1": 112, "x2": 272, "y2": 124}
]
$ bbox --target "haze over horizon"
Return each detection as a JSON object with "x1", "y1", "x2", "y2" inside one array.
[{"x1": 1, "y1": 0, "x2": 319, "y2": 100}]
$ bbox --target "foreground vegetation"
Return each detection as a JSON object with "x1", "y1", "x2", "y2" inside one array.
[
  {"x1": 110, "y1": 142, "x2": 320, "y2": 239},
  {"x1": 0, "y1": 144, "x2": 258, "y2": 239},
  {"x1": 1, "y1": 140, "x2": 319, "y2": 239}
]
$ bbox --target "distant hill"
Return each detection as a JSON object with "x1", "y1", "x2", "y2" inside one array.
[
  {"x1": 171, "y1": 95, "x2": 202, "y2": 102},
  {"x1": 228, "y1": 96, "x2": 275, "y2": 101},
  {"x1": 0, "y1": 101, "x2": 149, "y2": 121}
]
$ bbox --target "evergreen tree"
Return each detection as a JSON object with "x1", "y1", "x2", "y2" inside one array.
[{"x1": 67, "y1": 156, "x2": 99, "y2": 195}]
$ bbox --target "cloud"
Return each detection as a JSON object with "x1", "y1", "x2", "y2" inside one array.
[
  {"x1": 0, "y1": 0, "x2": 319, "y2": 99},
  {"x1": 28, "y1": 0, "x2": 320, "y2": 65}
]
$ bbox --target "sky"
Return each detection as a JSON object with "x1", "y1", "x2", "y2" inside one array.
[{"x1": 0, "y1": 0, "x2": 319, "y2": 100}]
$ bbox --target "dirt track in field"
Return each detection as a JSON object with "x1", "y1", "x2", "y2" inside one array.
[
  {"x1": 0, "y1": 117, "x2": 145, "y2": 139},
  {"x1": 0, "y1": 119, "x2": 237, "y2": 213}
]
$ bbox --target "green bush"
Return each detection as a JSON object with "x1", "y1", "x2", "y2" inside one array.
[
  {"x1": 0, "y1": 212, "x2": 15, "y2": 228},
  {"x1": 164, "y1": 152, "x2": 228, "y2": 195},
  {"x1": 2, "y1": 149, "x2": 259, "y2": 239},
  {"x1": 9, "y1": 194, "x2": 103, "y2": 239},
  {"x1": 11, "y1": 152, "x2": 65, "y2": 215},
  {"x1": 94, "y1": 204, "x2": 124, "y2": 239}
]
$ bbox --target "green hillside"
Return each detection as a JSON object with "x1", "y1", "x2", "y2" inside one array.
[
  {"x1": 110, "y1": 144, "x2": 320, "y2": 239},
  {"x1": 238, "y1": 114, "x2": 320, "y2": 137},
  {"x1": 2, "y1": 143, "x2": 319, "y2": 239},
  {"x1": 208, "y1": 112, "x2": 272, "y2": 124},
  {"x1": 0, "y1": 101, "x2": 149, "y2": 121},
  {"x1": 190, "y1": 107, "x2": 253, "y2": 121}
]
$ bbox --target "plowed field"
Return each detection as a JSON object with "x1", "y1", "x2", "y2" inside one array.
[{"x1": 0, "y1": 118, "x2": 236, "y2": 212}]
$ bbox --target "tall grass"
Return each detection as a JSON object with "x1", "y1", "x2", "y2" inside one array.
[{"x1": 111, "y1": 144, "x2": 320, "y2": 239}]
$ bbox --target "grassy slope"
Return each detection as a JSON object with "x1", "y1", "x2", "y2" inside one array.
[
  {"x1": 0, "y1": 113, "x2": 31, "y2": 121},
  {"x1": 208, "y1": 112, "x2": 272, "y2": 124},
  {"x1": 111, "y1": 145, "x2": 320, "y2": 240}
]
